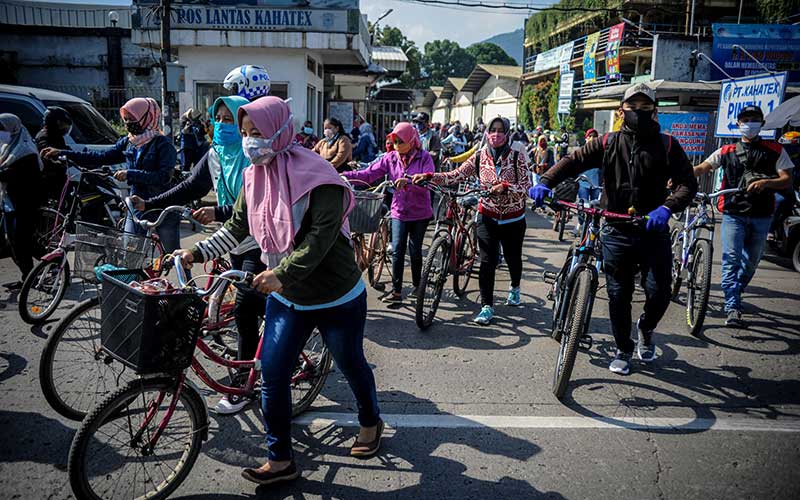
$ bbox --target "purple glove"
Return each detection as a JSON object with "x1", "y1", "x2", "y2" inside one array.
[
  {"x1": 646, "y1": 206, "x2": 671, "y2": 232},
  {"x1": 529, "y1": 184, "x2": 553, "y2": 208}
]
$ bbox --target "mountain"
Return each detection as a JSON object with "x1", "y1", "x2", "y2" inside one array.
[{"x1": 475, "y1": 28, "x2": 524, "y2": 65}]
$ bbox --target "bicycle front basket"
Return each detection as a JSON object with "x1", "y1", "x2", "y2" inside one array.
[
  {"x1": 100, "y1": 269, "x2": 204, "y2": 374},
  {"x1": 75, "y1": 222, "x2": 151, "y2": 283},
  {"x1": 349, "y1": 191, "x2": 384, "y2": 234}
]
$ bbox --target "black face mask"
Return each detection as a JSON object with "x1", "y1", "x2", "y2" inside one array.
[
  {"x1": 623, "y1": 109, "x2": 655, "y2": 132},
  {"x1": 125, "y1": 120, "x2": 145, "y2": 136}
]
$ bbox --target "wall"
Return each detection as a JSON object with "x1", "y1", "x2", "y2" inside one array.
[
  {"x1": 451, "y1": 91, "x2": 474, "y2": 126},
  {"x1": 476, "y1": 77, "x2": 519, "y2": 124},
  {"x1": 651, "y1": 35, "x2": 713, "y2": 82},
  {"x1": 432, "y1": 98, "x2": 450, "y2": 124}
]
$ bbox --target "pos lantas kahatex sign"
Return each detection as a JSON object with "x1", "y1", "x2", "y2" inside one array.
[
  {"x1": 133, "y1": 0, "x2": 358, "y2": 33},
  {"x1": 714, "y1": 72, "x2": 787, "y2": 139}
]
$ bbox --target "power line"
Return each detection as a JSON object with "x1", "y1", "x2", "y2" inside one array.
[{"x1": 403, "y1": 0, "x2": 623, "y2": 13}]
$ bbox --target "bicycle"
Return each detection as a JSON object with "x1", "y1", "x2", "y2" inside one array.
[
  {"x1": 414, "y1": 181, "x2": 488, "y2": 330},
  {"x1": 542, "y1": 187, "x2": 645, "y2": 399},
  {"x1": 18, "y1": 158, "x2": 125, "y2": 324},
  {"x1": 67, "y1": 256, "x2": 330, "y2": 500},
  {"x1": 669, "y1": 188, "x2": 742, "y2": 337},
  {"x1": 38, "y1": 199, "x2": 233, "y2": 420},
  {"x1": 345, "y1": 178, "x2": 394, "y2": 291}
]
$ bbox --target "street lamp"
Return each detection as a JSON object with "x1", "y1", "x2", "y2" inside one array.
[{"x1": 370, "y1": 8, "x2": 394, "y2": 35}]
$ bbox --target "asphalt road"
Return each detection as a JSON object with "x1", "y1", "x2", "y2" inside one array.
[{"x1": 1, "y1": 211, "x2": 798, "y2": 500}]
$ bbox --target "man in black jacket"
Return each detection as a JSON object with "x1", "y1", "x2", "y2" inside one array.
[{"x1": 530, "y1": 84, "x2": 698, "y2": 375}]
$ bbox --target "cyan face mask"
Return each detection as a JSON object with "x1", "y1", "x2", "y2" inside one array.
[{"x1": 213, "y1": 122, "x2": 240, "y2": 145}]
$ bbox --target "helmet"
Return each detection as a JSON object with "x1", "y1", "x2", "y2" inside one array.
[
  {"x1": 779, "y1": 131, "x2": 800, "y2": 145},
  {"x1": 223, "y1": 65, "x2": 271, "y2": 100}
]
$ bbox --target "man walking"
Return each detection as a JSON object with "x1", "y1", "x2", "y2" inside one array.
[
  {"x1": 694, "y1": 105, "x2": 794, "y2": 327},
  {"x1": 413, "y1": 112, "x2": 442, "y2": 168},
  {"x1": 530, "y1": 84, "x2": 698, "y2": 375}
]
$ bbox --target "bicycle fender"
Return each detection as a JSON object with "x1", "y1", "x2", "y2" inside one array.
[{"x1": 41, "y1": 247, "x2": 66, "y2": 262}]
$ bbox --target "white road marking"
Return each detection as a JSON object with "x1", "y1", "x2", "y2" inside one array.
[{"x1": 294, "y1": 412, "x2": 800, "y2": 433}]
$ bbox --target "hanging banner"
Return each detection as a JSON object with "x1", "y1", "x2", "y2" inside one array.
[
  {"x1": 559, "y1": 41, "x2": 574, "y2": 74},
  {"x1": 711, "y1": 23, "x2": 800, "y2": 81},
  {"x1": 658, "y1": 112, "x2": 711, "y2": 156},
  {"x1": 604, "y1": 23, "x2": 625, "y2": 80},
  {"x1": 558, "y1": 71, "x2": 575, "y2": 114},
  {"x1": 583, "y1": 32, "x2": 600, "y2": 83}
]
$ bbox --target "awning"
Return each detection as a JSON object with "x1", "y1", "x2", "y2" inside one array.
[{"x1": 764, "y1": 95, "x2": 800, "y2": 130}]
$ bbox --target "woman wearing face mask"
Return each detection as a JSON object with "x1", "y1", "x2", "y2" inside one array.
[
  {"x1": 313, "y1": 117, "x2": 353, "y2": 172},
  {"x1": 295, "y1": 120, "x2": 318, "y2": 150},
  {"x1": 35, "y1": 106, "x2": 73, "y2": 202},
  {"x1": 42, "y1": 97, "x2": 180, "y2": 252},
  {"x1": 352, "y1": 121, "x2": 379, "y2": 163},
  {"x1": 174, "y1": 96, "x2": 382, "y2": 485},
  {"x1": 413, "y1": 116, "x2": 531, "y2": 326},
  {"x1": 130, "y1": 96, "x2": 266, "y2": 414},
  {"x1": 0, "y1": 114, "x2": 44, "y2": 288},
  {"x1": 441, "y1": 124, "x2": 467, "y2": 155},
  {"x1": 532, "y1": 136, "x2": 554, "y2": 187},
  {"x1": 344, "y1": 122, "x2": 434, "y2": 303}
]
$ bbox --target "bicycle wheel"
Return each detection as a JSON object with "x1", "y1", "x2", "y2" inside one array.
[
  {"x1": 550, "y1": 247, "x2": 574, "y2": 343},
  {"x1": 553, "y1": 269, "x2": 593, "y2": 399},
  {"x1": 686, "y1": 239, "x2": 713, "y2": 338},
  {"x1": 415, "y1": 234, "x2": 450, "y2": 330},
  {"x1": 367, "y1": 222, "x2": 389, "y2": 291},
  {"x1": 18, "y1": 256, "x2": 70, "y2": 324},
  {"x1": 33, "y1": 207, "x2": 64, "y2": 257},
  {"x1": 352, "y1": 234, "x2": 368, "y2": 272},
  {"x1": 557, "y1": 210, "x2": 567, "y2": 242},
  {"x1": 291, "y1": 328, "x2": 333, "y2": 416},
  {"x1": 669, "y1": 227, "x2": 683, "y2": 300},
  {"x1": 68, "y1": 377, "x2": 206, "y2": 500},
  {"x1": 452, "y1": 222, "x2": 476, "y2": 297}
]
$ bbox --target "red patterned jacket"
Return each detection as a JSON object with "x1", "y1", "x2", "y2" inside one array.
[{"x1": 431, "y1": 147, "x2": 531, "y2": 220}]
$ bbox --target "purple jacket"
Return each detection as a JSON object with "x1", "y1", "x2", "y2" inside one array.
[{"x1": 344, "y1": 150, "x2": 434, "y2": 221}]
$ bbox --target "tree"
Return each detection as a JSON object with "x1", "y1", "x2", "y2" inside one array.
[
  {"x1": 374, "y1": 25, "x2": 423, "y2": 89},
  {"x1": 421, "y1": 40, "x2": 476, "y2": 86},
  {"x1": 466, "y1": 42, "x2": 517, "y2": 66}
]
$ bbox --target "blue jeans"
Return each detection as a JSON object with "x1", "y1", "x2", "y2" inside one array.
[
  {"x1": 260, "y1": 291, "x2": 379, "y2": 461},
  {"x1": 391, "y1": 218, "x2": 429, "y2": 294},
  {"x1": 577, "y1": 168, "x2": 602, "y2": 225},
  {"x1": 124, "y1": 209, "x2": 182, "y2": 254},
  {"x1": 720, "y1": 214, "x2": 771, "y2": 312}
]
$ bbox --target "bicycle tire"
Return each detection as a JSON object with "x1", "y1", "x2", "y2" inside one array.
[
  {"x1": 416, "y1": 234, "x2": 450, "y2": 330},
  {"x1": 553, "y1": 269, "x2": 592, "y2": 399},
  {"x1": 33, "y1": 207, "x2": 64, "y2": 257},
  {"x1": 291, "y1": 330, "x2": 333, "y2": 416},
  {"x1": 670, "y1": 226, "x2": 683, "y2": 301},
  {"x1": 452, "y1": 222, "x2": 476, "y2": 297},
  {"x1": 367, "y1": 222, "x2": 389, "y2": 291},
  {"x1": 686, "y1": 239, "x2": 713, "y2": 338},
  {"x1": 552, "y1": 210, "x2": 561, "y2": 232},
  {"x1": 557, "y1": 211, "x2": 567, "y2": 242},
  {"x1": 68, "y1": 377, "x2": 206, "y2": 500},
  {"x1": 550, "y1": 247, "x2": 574, "y2": 343},
  {"x1": 18, "y1": 256, "x2": 70, "y2": 324}
]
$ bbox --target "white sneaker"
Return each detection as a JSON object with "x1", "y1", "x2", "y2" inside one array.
[{"x1": 214, "y1": 395, "x2": 252, "y2": 415}]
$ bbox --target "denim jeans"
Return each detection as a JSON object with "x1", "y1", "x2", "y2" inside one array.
[
  {"x1": 229, "y1": 248, "x2": 266, "y2": 363},
  {"x1": 601, "y1": 226, "x2": 672, "y2": 353},
  {"x1": 124, "y1": 209, "x2": 182, "y2": 254},
  {"x1": 391, "y1": 218, "x2": 429, "y2": 294},
  {"x1": 260, "y1": 291, "x2": 380, "y2": 461},
  {"x1": 720, "y1": 214, "x2": 771, "y2": 312},
  {"x1": 577, "y1": 168, "x2": 602, "y2": 225}
]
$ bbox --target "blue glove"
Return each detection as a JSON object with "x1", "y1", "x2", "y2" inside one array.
[
  {"x1": 529, "y1": 184, "x2": 553, "y2": 208},
  {"x1": 646, "y1": 206, "x2": 671, "y2": 232}
]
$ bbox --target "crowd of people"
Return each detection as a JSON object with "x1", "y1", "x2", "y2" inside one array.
[{"x1": 0, "y1": 63, "x2": 797, "y2": 487}]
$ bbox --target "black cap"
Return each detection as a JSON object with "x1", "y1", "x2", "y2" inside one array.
[
  {"x1": 737, "y1": 105, "x2": 764, "y2": 120},
  {"x1": 412, "y1": 112, "x2": 430, "y2": 123}
]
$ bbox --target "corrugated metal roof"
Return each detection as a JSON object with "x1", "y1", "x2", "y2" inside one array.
[
  {"x1": 371, "y1": 46, "x2": 409, "y2": 63},
  {"x1": 0, "y1": 0, "x2": 133, "y2": 28},
  {"x1": 478, "y1": 64, "x2": 522, "y2": 79},
  {"x1": 461, "y1": 64, "x2": 521, "y2": 94}
]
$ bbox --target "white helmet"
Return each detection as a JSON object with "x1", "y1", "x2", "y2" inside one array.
[{"x1": 223, "y1": 65, "x2": 270, "y2": 100}]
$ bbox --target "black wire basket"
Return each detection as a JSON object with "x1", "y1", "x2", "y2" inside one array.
[{"x1": 74, "y1": 222, "x2": 152, "y2": 283}]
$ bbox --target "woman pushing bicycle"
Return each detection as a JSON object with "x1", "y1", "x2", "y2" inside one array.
[
  {"x1": 174, "y1": 96, "x2": 382, "y2": 486},
  {"x1": 343, "y1": 122, "x2": 435, "y2": 304},
  {"x1": 413, "y1": 116, "x2": 531, "y2": 326}
]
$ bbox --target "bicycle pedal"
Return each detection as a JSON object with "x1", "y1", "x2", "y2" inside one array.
[
  {"x1": 542, "y1": 271, "x2": 558, "y2": 284},
  {"x1": 579, "y1": 335, "x2": 593, "y2": 350}
]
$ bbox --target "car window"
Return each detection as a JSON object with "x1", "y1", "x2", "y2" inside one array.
[
  {"x1": 43, "y1": 100, "x2": 120, "y2": 145},
  {"x1": 0, "y1": 98, "x2": 43, "y2": 137}
]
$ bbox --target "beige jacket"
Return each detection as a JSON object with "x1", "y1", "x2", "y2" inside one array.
[{"x1": 313, "y1": 135, "x2": 353, "y2": 172}]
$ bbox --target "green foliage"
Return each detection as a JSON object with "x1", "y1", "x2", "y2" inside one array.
[
  {"x1": 466, "y1": 42, "x2": 517, "y2": 66},
  {"x1": 109, "y1": 119, "x2": 127, "y2": 137},
  {"x1": 547, "y1": 77, "x2": 560, "y2": 129},
  {"x1": 757, "y1": 0, "x2": 800, "y2": 22},
  {"x1": 518, "y1": 84, "x2": 535, "y2": 129},
  {"x1": 525, "y1": 0, "x2": 618, "y2": 51},
  {"x1": 519, "y1": 80, "x2": 553, "y2": 129},
  {"x1": 422, "y1": 39, "x2": 477, "y2": 86}
]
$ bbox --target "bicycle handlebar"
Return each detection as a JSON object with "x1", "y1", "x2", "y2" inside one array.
[
  {"x1": 695, "y1": 188, "x2": 743, "y2": 203},
  {"x1": 409, "y1": 176, "x2": 492, "y2": 199},
  {"x1": 124, "y1": 197, "x2": 196, "y2": 231},
  {"x1": 341, "y1": 177, "x2": 395, "y2": 194},
  {"x1": 171, "y1": 254, "x2": 253, "y2": 297},
  {"x1": 547, "y1": 197, "x2": 647, "y2": 221}
]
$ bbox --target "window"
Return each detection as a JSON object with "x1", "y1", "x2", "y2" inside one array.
[
  {"x1": 195, "y1": 82, "x2": 227, "y2": 115},
  {"x1": 317, "y1": 63, "x2": 323, "y2": 79},
  {"x1": 0, "y1": 98, "x2": 43, "y2": 137},
  {"x1": 43, "y1": 101, "x2": 119, "y2": 145},
  {"x1": 307, "y1": 56, "x2": 316, "y2": 75},
  {"x1": 270, "y1": 83, "x2": 289, "y2": 101},
  {"x1": 317, "y1": 90, "x2": 323, "y2": 130},
  {"x1": 307, "y1": 85, "x2": 317, "y2": 125}
]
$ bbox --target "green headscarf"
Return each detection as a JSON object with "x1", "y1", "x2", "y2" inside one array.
[{"x1": 209, "y1": 95, "x2": 249, "y2": 206}]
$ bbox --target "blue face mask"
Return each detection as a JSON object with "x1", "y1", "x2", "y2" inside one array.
[
  {"x1": 213, "y1": 121, "x2": 240, "y2": 146},
  {"x1": 303, "y1": 127, "x2": 314, "y2": 135}
]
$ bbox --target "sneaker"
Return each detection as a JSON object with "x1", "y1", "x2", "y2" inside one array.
[
  {"x1": 381, "y1": 293, "x2": 403, "y2": 304},
  {"x1": 636, "y1": 318, "x2": 656, "y2": 362},
  {"x1": 473, "y1": 305, "x2": 494, "y2": 325},
  {"x1": 214, "y1": 394, "x2": 252, "y2": 415},
  {"x1": 609, "y1": 350, "x2": 632, "y2": 375},
  {"x1": 725, "y1": 310, "x2": 744, "y2": 328},
  {"x1": 241, "y1": 461, "x2": 300, "y2": 486},
  {"x1": 2, "y1": 281, "x2": 23, "y2": 291},
  {"x1": 505, "y1": 287, "x2": 521, "y2": 307}
]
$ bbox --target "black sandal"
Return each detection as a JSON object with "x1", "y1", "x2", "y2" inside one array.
[
  {"x1": 350, "y1": 420, "x2": 384, "y2": 458},
  {"x1": 241, "y1": 461, "x2": 300, "y2": 485}
]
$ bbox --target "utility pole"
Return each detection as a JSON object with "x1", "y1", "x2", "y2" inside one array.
[{"x1": 159, "y1": 0, "x2": 172, "y2": 135}]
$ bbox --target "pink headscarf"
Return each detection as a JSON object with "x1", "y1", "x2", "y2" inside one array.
[
  {"x1": 120, "y1": 97, "x2": 162, "y2": 147},
  {"x1": 388, "y1": 121, "x2": 421, "y2": 167},
  {"x1": 238, "y1": 97, "x2": 354, "y2": 257}
]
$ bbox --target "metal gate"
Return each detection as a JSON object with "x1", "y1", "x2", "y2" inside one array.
[{"x1": 367, "y1": 99, "x2": 413, "y2": 144}]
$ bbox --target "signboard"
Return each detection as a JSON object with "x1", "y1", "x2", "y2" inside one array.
[
  {"x1": 558, "y1": 41, "x2": 574, "y2": 74},
  {"x1": 533, "y1": 46, "x2": 560, "y2": 73},
  {"x1": 135, "y1": 0, "x2": 358, "y2": 7},
  {"x1": 583, "y1": 32, "x2": 599, "y2": 83},
  {"x1": 136, "y1": 3, "x2": 353, "y2": 33},
  {"x1": 329, "y1": 101, "x2": 354, "y2": 134},
  {"x1": 558, "y1": 72, "x2": 575, "y2": 114},
  {"x1": 715, "y1": 72, "x2": 787, "y2": 138},
  {"x1": 604, "y1": 22, "x2": 625, "y2": 80},
  {"x1": 711, "y1": 23, "x2": 800, "y2": 82},
  {"x1": 658, "y1": 112, "x2": 710, "y2": 156}
]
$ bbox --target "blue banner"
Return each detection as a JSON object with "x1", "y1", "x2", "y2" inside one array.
[
  {"x1": 658, "y1": 112, "x2": 710, "y2": 156},
  {"x1": 711, "y1": 23, "x2": 800, "y2": 82}
]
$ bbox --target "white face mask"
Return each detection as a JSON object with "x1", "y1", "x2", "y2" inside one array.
[
  {"x1": 241, "y1": 114, "x2": 294, "y2": 165},
  {"x1": 323, "y1": 128, "x2": 335, "y2": 139},
  {"x1": 739, "y1": 121, "x2": 762, "y2": 140},
  {"x1": 0, "y1": 131, "x2": 11, "y2": 144}
]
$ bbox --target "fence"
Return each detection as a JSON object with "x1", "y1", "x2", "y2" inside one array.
[{"x1": 366, "y1": 99, "x2": 413, "y2": 144}]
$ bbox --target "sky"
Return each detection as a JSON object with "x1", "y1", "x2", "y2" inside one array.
[{"x1": 36, "y1": 0, "x2": 541, "y2": 47}]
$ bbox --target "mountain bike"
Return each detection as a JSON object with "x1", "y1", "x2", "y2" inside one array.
[
  {"x1": 542, "y1": 187, "x2": 645, "y2": 399},
  {"x1": 670, "y1": 188, "x2": 742, "y2": 337},
  {"x1": 67, "y1": 256, "x2": 330, "y2": 500},
  {"x1": 18, "y1": 159, "x2": 124, "y2": 324},
  {"x1": 346, "y1": 178, "x2": 394, "y2": 291},
  {"x1": 414, "y1": 181, "x2": 488, "y2": 330}
]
